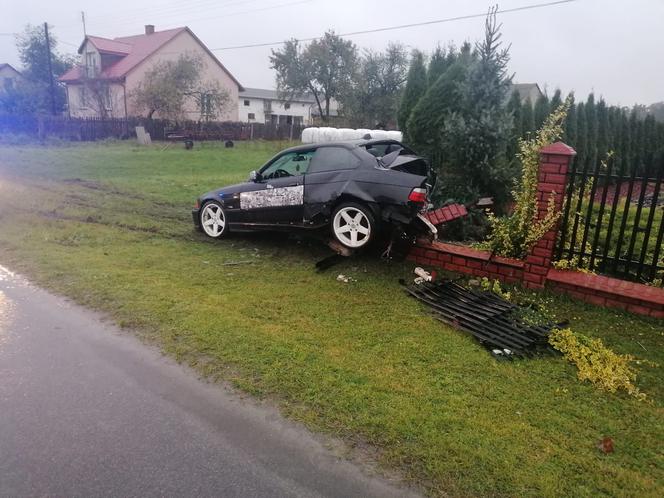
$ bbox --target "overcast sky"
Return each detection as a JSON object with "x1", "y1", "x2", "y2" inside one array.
[{"x1": 1, "y1": 0, "x2": 662, "y2": 106}]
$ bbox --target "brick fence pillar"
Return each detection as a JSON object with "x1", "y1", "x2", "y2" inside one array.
[{"x1": 522, "y1": 142, "x2": 576, "y2": 289}]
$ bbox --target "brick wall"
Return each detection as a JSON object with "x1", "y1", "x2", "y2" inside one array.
[
  {"x1": 408, "y1": 242, "x2": 524, "y2": 283},
  {"x1": 408, "y1": 141, "x2": 664, "y2": 318},
  {"x1": 547, "y1": 269, "x2": 664, "y2": 319},
  {"x1": 521, "y1": 142, "x2": 576, "y2": 289}
]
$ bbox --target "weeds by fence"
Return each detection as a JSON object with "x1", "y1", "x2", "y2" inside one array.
[
  {"x1": 556, "y1": 152, "x2": 664, "y2": 285},
  {"x1": 0, "y1": 114, "x2": 306, "y2": 142}
]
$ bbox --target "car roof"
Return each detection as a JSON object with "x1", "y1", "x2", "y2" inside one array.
[{"x1": 279, "y1": 139, "x2": 405, "y2": 154}]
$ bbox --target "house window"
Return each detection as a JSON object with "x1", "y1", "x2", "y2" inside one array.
[
  {"x1": 3, "y1": 77, "x2": 13, "y2": 91},
  {"x1": 284, "y1": 103, "x2": 291, "y2": 110},
  {"x1": 248, "y1": 112, "x2": 255, "y2": 120},
  {"x1": 244, "y1": 99, "x2": 250, "y2": 106},
  {"x1": 200, "y1": 93, "x2": 213, "y2": 119}
]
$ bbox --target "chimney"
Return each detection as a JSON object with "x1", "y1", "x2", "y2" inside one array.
[{"x1": 145, "y1": 25, "x2": 155, "y2": 35}]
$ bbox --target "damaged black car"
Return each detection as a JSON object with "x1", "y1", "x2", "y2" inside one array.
[{"x1": 192, "y1": 139, "x2": 437, "y2": 250}]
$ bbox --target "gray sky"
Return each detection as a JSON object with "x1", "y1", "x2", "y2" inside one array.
[{"x1": 1, "y1": 0, "x2": 662, "y2": 106}]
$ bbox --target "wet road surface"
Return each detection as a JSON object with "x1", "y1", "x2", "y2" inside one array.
[{"x1": 0, "y1": 265, "x2": 416, "y2": 497}]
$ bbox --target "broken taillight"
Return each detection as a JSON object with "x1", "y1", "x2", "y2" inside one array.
[{"x1": 408, "y1": 187, "x2": 427, "y2": 203}]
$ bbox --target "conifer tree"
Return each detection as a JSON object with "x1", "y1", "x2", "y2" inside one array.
[
  {"x1": 427, "y1": 45, "x2": 448, "y2": 87},
  {"x1": 585, "y1": 93, "x2": 597, "y2": 165},
  {"x1": 550, "y1": 89, "x2": 562, "y2": 110},
  {"x1": 521, "y1": 97, "x2": 535, "y2": 136},
  {"x1": 506, "y1": 90, "x2": 522, "y2": 159},
  {"x1": 406, "y1": 60, "x2": 468, "y2": 159},
  {"x1": 397, "y1": 50, "x2": 427, "y2": 140},
  {"x1": 596, "y1": 98, "x2": 609, "y2": 161},
  {"x1": 563, "y1": 94, "x2": 576, "y2": 145},
  {"x1": 534, "y1": 94, "x2": 550, "y2": 129},
  {"x1": 575, "y1": 102, "x2": 587, "y2": 165}
]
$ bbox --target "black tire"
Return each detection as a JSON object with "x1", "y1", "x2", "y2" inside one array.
[
  {"x1": 331, "y1": 202, "x2": 376, "y2": 249},
  {"x1": 199, "y1": 201, "x2": 228, "y2": 239}
]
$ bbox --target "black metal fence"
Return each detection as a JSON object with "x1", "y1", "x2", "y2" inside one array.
[
  {"x1": 555, "y1": 152, "x2": 664, "y2": 285},
  {"x1": 0, "y1": 114, "x2": 306, "y2": 142}
]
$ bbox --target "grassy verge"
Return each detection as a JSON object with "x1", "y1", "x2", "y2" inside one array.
[{"x1": 0, "y1": 141, "x2": 662, "y2": 497}]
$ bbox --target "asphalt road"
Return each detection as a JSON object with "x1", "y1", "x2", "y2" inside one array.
[{"x1": 0, "y1": 265, "x2": 416, "y2": 498}]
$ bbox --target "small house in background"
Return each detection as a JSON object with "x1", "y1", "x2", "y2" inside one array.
[
  {"x1": 0, "y1": 63, "x2": 22, "y2": 92},
  {"x1": 509, "y1": 83, "x2": 544, "y2": 104},
  {"x1": 59, "y1": 25, "x2": 242, "y2": 120},
  {"x1": 239, "y1": 87, "x2": 339, "y2": 126}
]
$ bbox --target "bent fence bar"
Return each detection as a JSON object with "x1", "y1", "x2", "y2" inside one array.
[
  {"x1": 0, "y1": 115, "x2": 306, "y2": 142},
  {"x1": 555, "y1": 151, "x2": 664, "y2": 285}
]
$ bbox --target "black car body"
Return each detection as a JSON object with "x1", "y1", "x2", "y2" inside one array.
[{"x1": 192, "y1": 139, "x2": 436, "y2": 249}]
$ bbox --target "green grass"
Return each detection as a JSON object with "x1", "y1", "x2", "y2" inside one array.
[{"x1": 0, "y1": 141, "x2": 662, "y2": 497}]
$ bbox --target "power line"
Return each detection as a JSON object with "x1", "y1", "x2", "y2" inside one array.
[
  {"x1": 85, "y1": 0, "x2": 261, "y2": 28},
  {"x1": 210, "y1": 0, "x2": 577, "y2": 51},
  {"x1": 76, "y1": 0, "x2": 311, "y2": 40}
]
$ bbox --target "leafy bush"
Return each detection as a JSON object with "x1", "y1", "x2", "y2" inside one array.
[
  {"x1": 483, "y1": 99, "x2": 571, "y2": 258},
  {"x1": 549, "y1": 328, "x2": 647, "y2": 400}
]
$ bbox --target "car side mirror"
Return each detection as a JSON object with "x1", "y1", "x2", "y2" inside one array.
[{"x1": 249, "y1": 170, "x2": 258, "y2": 182}]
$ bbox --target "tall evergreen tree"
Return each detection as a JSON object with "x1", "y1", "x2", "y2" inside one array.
[
  {"x1": 618, "y1": 110, "x2": 631, "y2": 173},
  {"x1": 406, "y1": 60, "x2": 468, "y2": 159},
  {"x1": 427, "y1": 45, "x2": 448, "y2": 87},
  {"x1": 643, "y1": 114, "x2": 657, "y2": 167},
  {"x1": 596, "y1": 98, "x2": 609, "y2": 161},
  {"x1": 563, "y1": 94, "x2": 576, "y2": 145},
  {"x1": 506, "y1": 90, "x2": 522, "y2": 160},
  {"x1": 550, "y1": 89, "x2": 562, "y2": 110},
  {"x1": 397, "y1": 50, "x2": 427, "y2": 140},
  {"x1": 437, "y1": 6, "x2": 513, "y2": 203},
  {"x1": 575, "y1": 102, "x2": 588, "y2": 165},
  {"x1": 585, "y1": 93, "x2": 598, "y2": 165},
  {"x1": 521, "y1": 97, "x2": 535, "y2": 136},
  {"x1": 534, "y1": 93, "x2": 550, "y2": 129}
]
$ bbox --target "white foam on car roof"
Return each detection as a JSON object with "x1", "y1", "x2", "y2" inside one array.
[{"x1": 300, "y1": 127, "x2": 403, "y2": 144}]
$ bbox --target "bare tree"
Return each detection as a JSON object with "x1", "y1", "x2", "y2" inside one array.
[{"x1": 132, "y1": 53, "x2": 230, "y2": 121}]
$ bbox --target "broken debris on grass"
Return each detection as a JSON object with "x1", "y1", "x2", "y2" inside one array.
[{"x1": 403, "y1": 280, "x2": 561, "y2": 359}]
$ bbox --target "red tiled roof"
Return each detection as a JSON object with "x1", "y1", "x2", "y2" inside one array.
[
  {"x1": 59, "y1": 27, "x2": 241, "y2": 89},
  {"x1": 82, "y1": 36, "x2": 132, "y2": 56}
]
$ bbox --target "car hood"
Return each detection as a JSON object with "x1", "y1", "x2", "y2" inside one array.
[{"x1": 202, "y1": 181, "x2": 255, "y2": 200}]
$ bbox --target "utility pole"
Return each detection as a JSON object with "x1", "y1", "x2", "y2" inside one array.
[{"x1": 44, "y1": 22, "x2": 57, "y2": 115}]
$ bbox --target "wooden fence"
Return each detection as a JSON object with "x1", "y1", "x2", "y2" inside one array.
[{"x1": 0, "y1": 115, "x2": 306, "y2": 142}]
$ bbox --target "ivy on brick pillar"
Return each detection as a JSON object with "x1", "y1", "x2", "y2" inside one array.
[{"x1": 523, "y1": 141, "x2": 577, "y2": 288}]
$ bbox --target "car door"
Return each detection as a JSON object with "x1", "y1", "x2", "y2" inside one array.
[
  {"x1": 303, "y1": 146, "x2": 362, "y2": 221},
  {"x1": 239, "y1": 149, "x2": 314, "y2": 224}
]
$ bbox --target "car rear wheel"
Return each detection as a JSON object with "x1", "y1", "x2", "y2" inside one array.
[
  {"x1": 200, "y1": 201, "x2": 227, "y2": 238},
  {"x1": 332, "y1": 202, "x2": 375, "y2": 249}
]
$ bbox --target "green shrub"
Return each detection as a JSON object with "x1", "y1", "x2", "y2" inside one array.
[
  {"x1": 482, "y1": 99, "x2": 571, "y2": 258},
  {"x1": 549, "y1": 328, "x2": 648, "y2": 400}
]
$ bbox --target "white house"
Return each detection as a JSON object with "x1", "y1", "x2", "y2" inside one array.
[
  {"x1": 59, "y1": 25, "x2": 242, "y2": 120},
  {"x1": 238, "y1": 88, "x2": 339, "y2": 126}
]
